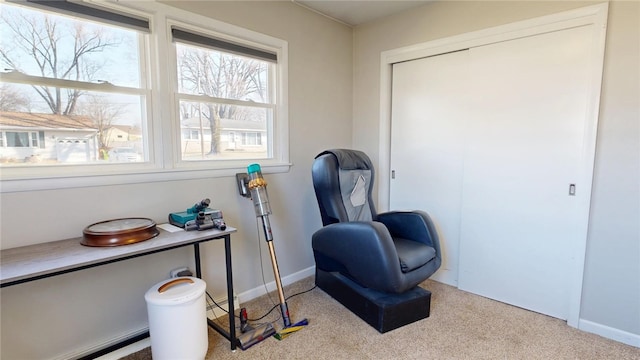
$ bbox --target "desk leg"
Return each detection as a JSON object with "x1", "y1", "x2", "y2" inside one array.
[
  {"x1": 200, "y1": 235, "x2": 238, "y2": 351},
  {"x1": 194, "y1": 243, "x2": 202, "y2": 278},
  {"x1": 224, "y1": 234, "x2": 237, "y2": 351}
]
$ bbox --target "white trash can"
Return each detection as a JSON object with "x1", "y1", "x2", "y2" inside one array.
[{"x1": 145, "y1": 277, "x2": 208, "y2": 360}]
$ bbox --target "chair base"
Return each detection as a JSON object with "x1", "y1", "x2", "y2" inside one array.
[{"x1": 315, "y1": 269, "x2": 431, "y2": 333}]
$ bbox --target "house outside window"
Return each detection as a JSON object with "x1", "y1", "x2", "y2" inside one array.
[{"x1": 0, "y1": 2, "x2": 289, "y2": 191}]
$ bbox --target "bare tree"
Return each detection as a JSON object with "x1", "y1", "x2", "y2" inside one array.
[
  {"x1": 0, "y1": 84, "x2": 30, "y2": 112},
  {"x1": 76, "y1": 95, "x2": 126, "y2": 159},
  {"x1": 0, "y1": 7, "x2": 122, "y2": 115},
  {"x1": 177, "y1": 46, "x2": 267, "y2": 154}
]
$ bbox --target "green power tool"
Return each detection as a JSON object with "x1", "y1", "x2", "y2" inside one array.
[{"x1": 168, "y1": 198, "x2": 222, "y2": 228}]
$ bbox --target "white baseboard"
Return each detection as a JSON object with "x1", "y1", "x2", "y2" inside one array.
[
  {"x1": 236, "y1": 266, "x2": 315, "y2": 304},
  {"x1": 578, "y1": 318, "x2": 640, "y2": 348},
  {"x1": 93, "y1": 337, "x2": 151, "y2": 360},
  {"x1": 52, "y1": 328, "x2": 150, "y2": 360}
]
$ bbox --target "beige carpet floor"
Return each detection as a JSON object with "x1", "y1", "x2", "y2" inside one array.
[{"x1": 122, "y1": 276, "x2": 639, "y2": 360}]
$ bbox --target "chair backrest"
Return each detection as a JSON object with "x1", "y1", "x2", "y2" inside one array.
[{"x1": 312, "y1": 149, "x2": 378, "y2": 226}]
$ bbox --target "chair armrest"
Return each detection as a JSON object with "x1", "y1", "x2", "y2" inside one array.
[
  {"x1": 312, "y1": 221, "x2": 405, "y2": 292},
  {"x1": 376, "y1": 211, "x2": 441, "y2": 257}
]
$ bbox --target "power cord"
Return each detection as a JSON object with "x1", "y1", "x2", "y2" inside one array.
[
  {"x1": 205, "y1": 283, "x2": 316, "y2": 326},
  {"x1": 248, "y1": 284, "x2": 317, "y2": 322},
  {"x1": 203, "y1": 216, "x2": 317, "y2": 324}
]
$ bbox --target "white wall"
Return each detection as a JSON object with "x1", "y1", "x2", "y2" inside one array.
[
  {"x1": 0, "y1": 1, "x2": 352, "y2": 358},
  {"x1": 580, "y1": 0, "x2": 640, "y2": 341},
  {"x1": 353, "y1": 0, "x2": 639, "y2": 344}
]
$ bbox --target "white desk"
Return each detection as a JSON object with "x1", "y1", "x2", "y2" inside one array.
[{"x1": 0, "y1": 226, "x2": 239, "y2": 357}]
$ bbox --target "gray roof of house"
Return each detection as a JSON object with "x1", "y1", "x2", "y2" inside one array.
[{"x1": 0, "y1": 111, "x2": 97, "y2": 130}]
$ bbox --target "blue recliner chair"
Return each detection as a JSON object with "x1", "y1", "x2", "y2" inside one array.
[{"x1": 311, "y1": 149, "x2": 441, "y2": 332}]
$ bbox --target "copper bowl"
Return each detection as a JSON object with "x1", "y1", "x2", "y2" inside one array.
[{"x1": 81, "y1": 218, "x2": 159, "y2": 247}]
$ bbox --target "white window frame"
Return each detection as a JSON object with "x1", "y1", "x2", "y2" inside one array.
[
  {"x1": 0, "y1": 1, "x2": 289, "y2": 193},
  {"x1": 1, "y1": 131, "x2": 40, "y2": 148}
]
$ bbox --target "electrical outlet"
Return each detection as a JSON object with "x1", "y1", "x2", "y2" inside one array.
[{"x1": 170, "y1": 266, "x2": 192, "y2": 278}]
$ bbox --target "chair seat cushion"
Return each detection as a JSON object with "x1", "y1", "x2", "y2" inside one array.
[{"x1": 393, "y1": 237, "x2": 436, "y2": 273}]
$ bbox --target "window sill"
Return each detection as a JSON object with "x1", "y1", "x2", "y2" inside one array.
[{"x1": 0, "y1": 163, "x2": 292, "y2": 193}]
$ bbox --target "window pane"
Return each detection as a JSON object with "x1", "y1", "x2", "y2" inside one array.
[
  {"x1": 6, "y1": 132, "x2": 29, "y2": 147},
  {"x1": 242, "y1": 132, "x2": 262, "y2": 146},
  {"x1": 30, "y1": 132, "x2": 38, "y2": 147},
  {"x1": 175, "y1": 43, "x2": 271, "y2": 103},
  {"x1": 0, "y1": 84, "x2": 146, "y2": 165},
  {"x1": 0, "y1": 3, "x2": 142, "y2": 88},
  {"x1": 179, "y1": 101, "x2": 270, "y2": 161}
]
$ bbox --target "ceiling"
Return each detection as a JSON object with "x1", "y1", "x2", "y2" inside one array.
[{"x1": 293, "y1": 1, "x2": 433, "y2": 27}]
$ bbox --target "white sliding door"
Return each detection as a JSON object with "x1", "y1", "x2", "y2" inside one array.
[
  {"x1": 457, "y1": 26, "x2": 593, "y2": 320},
  {"x1": 389, "y1": 12, "x2": 605, "y2": 320}
]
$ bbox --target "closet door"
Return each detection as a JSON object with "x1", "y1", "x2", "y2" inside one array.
[
  {"x1": 457, "y1": 26, "x2": 593, "y2": 320},
  {"x1": 390, "y1": 49, "x2": 469, "y2": 286},
  {"x1": 390, "y1": 24, "x2": 595, "y2": 320}
]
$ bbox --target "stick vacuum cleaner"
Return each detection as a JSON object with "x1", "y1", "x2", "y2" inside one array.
[{"x1": 235, "y1": 164, "x2": 308, "y2": 349}]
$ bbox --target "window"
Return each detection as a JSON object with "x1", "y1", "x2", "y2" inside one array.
[
  {"x1": 172, "y1": 27, "x2": 276, "y2": 161},
  {"x1": 7, "y1": 132, "x2": 28, "y2": 147},
  {"x1": 0, "y1": 2, "x2": 149, "y2": 166},
  {"x1": 0, "y1": 1, "x2": 289, "y2": 191},
  {"x1": 0, "y1": 131, "x2": 42, "y2": 148},
  {"x1": 30, "y1": 132, "x2": 37, "y2": 147},
  {"x1": 182, "y1": 129, "x2": 201, "y2": 140},
  {"x1": 242, "y1": 132, "x2": 263, "y2": 146}
]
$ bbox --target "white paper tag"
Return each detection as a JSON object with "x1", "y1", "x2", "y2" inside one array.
[
  {"x1": 158, "y1": 223, "x2": 183, "y2": 233},
  {"x1": 350, "y1": 175, "x2": 366, "y2": 207}
]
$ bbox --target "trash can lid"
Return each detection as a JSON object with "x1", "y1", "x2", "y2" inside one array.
[{"x1": 145, "y1": 277, "x2": 206, "y2": 305}]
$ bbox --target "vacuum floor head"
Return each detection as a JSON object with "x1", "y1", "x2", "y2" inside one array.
[{"x1": 237, "y1": 323, "x2": 276, "y2": 350}]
